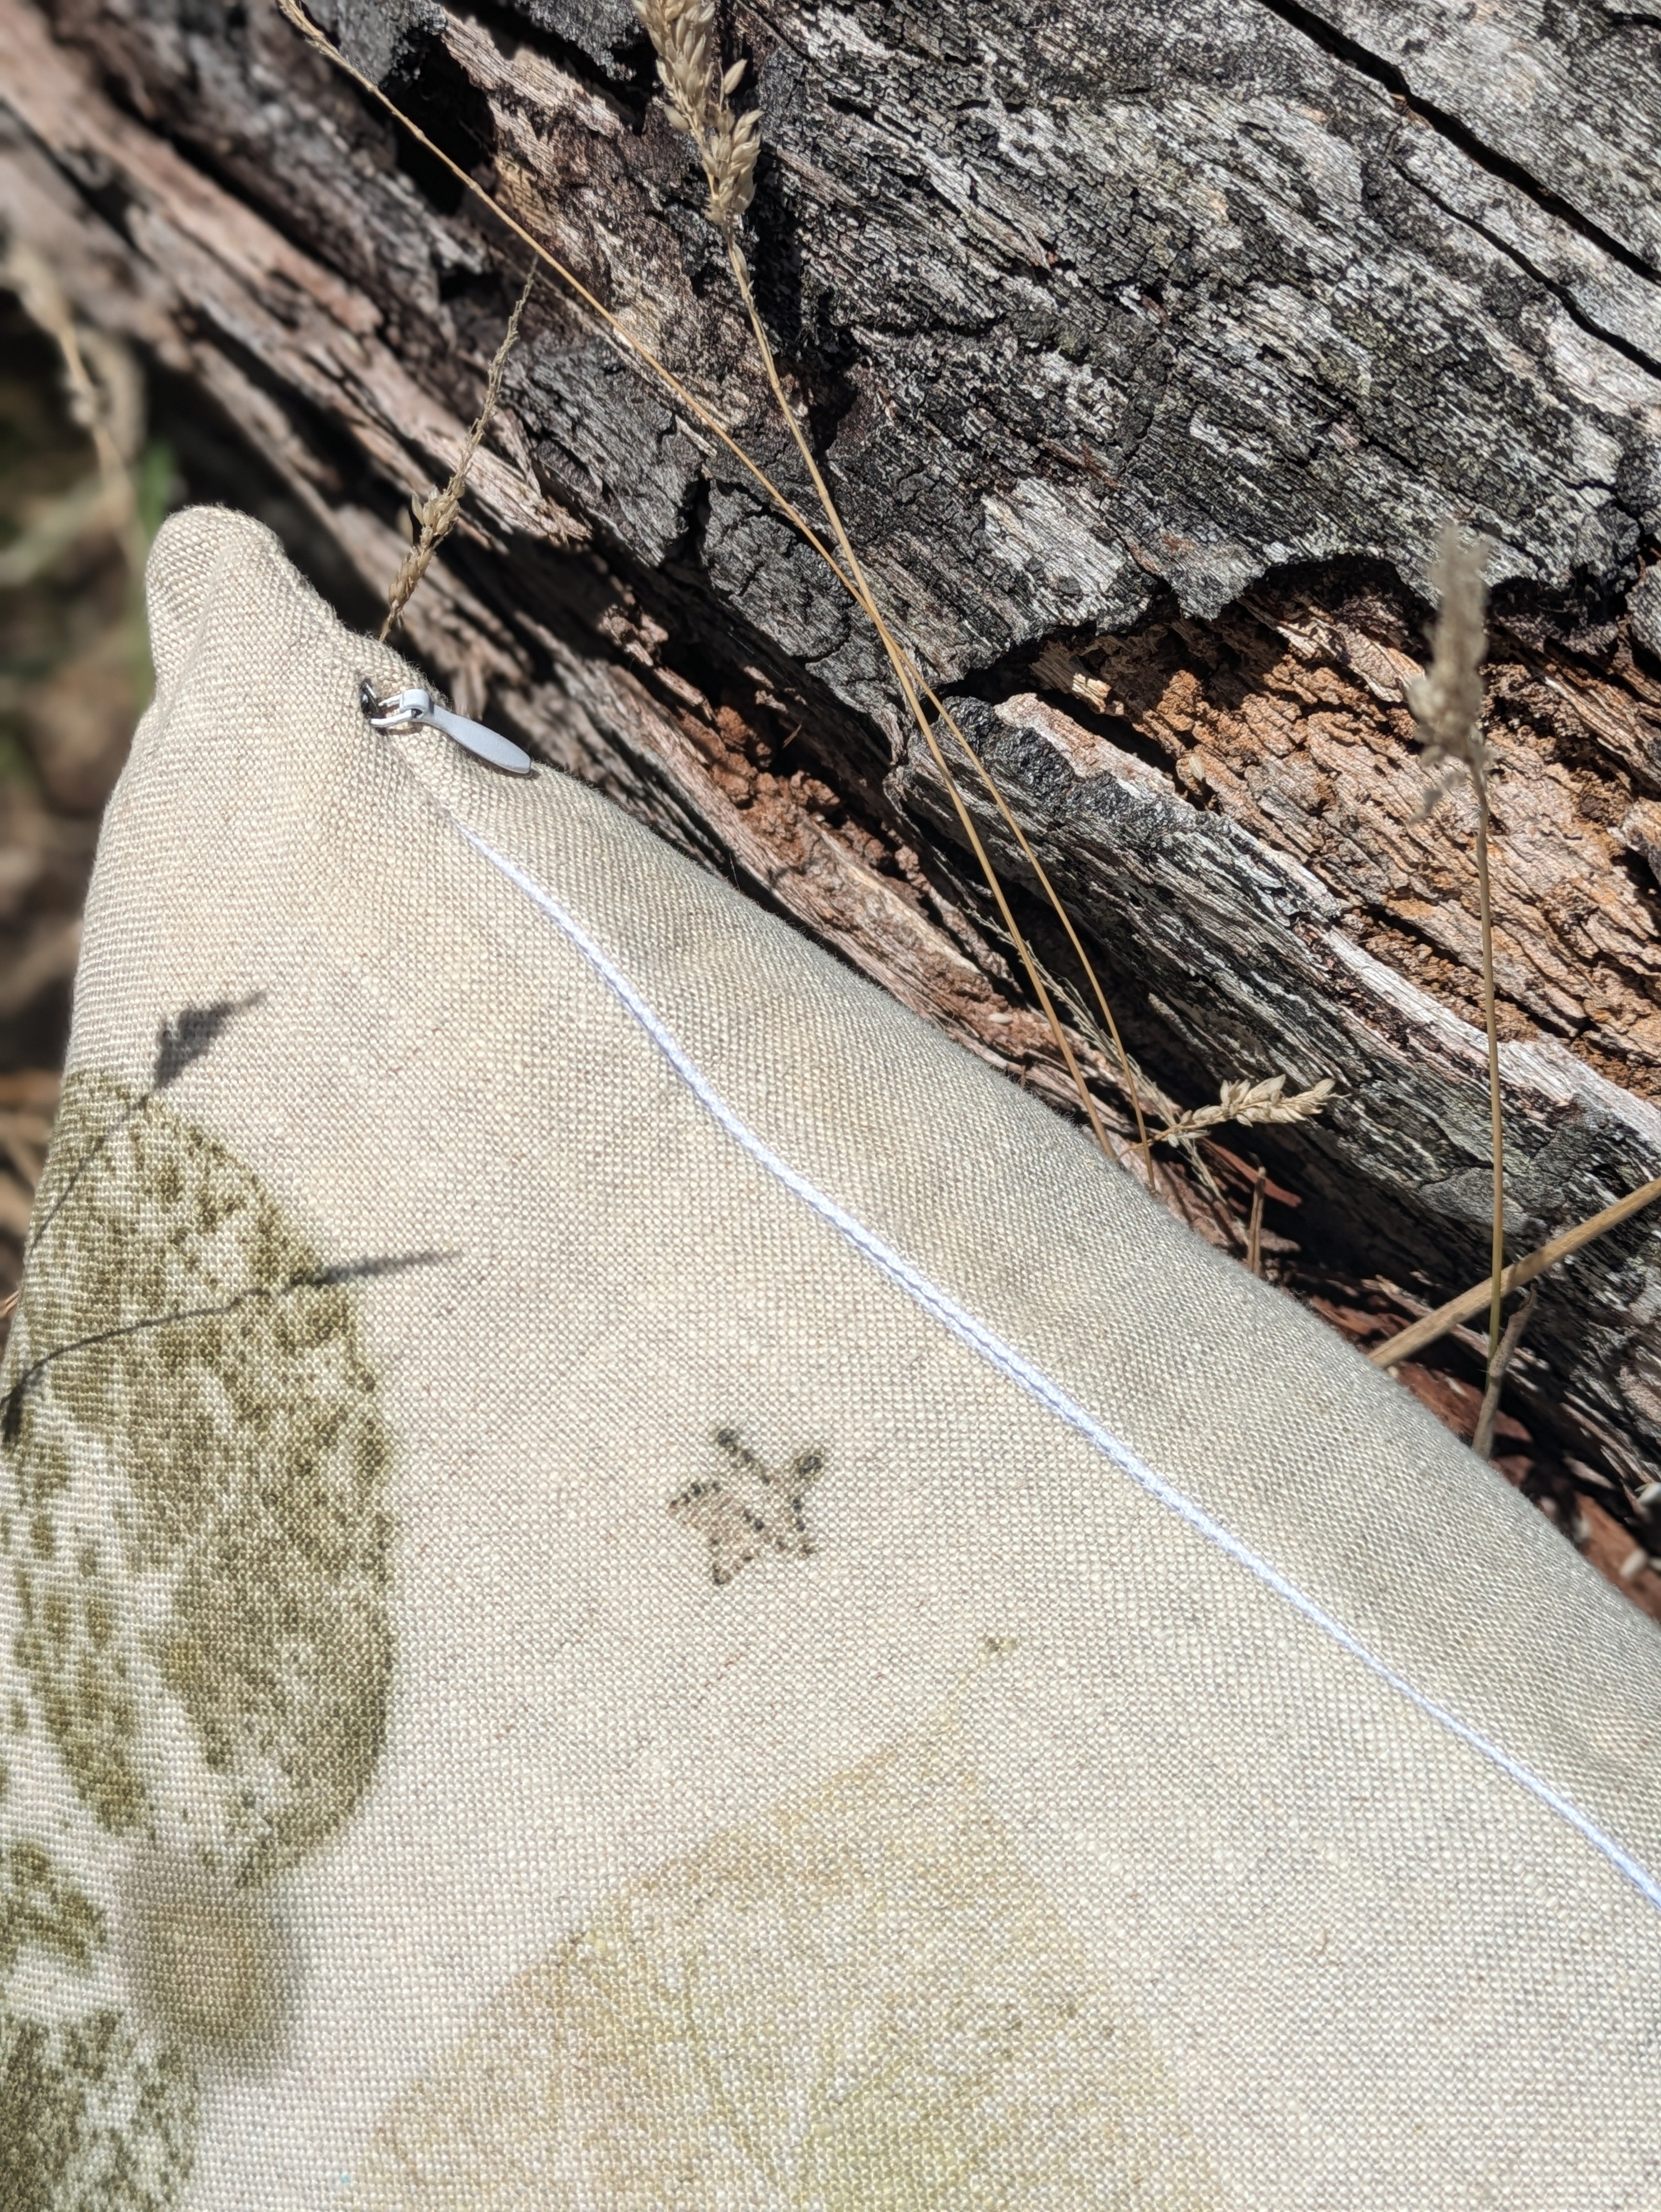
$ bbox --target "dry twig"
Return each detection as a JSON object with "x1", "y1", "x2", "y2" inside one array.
[
  {"x1": 381, "y1": 267, "x2": 537, "y2": 641},
  {"x1": 1369, "y1": 1171, "x2": 1661, "y2": 1371},
  {"x1": 1246, "y1": 1167, "x2": 1268, "y2": 1278},
  {"x1": 1472, "y1": 1287, "x2": 1536, "y2": 1461}
]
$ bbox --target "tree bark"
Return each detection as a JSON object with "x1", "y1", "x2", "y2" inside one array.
[{"x1": 5, "y1": 0, "x2": 1661, "y2": 1511}]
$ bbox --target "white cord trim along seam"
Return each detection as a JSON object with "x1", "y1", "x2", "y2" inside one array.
[{"x1": 459, "y1": 821, "x2": 1661, "y2": 1919}]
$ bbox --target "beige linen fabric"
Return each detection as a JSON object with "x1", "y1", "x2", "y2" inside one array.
[{"x1": 4, "y1": 504, "x2": 1661, "y2": 2210}]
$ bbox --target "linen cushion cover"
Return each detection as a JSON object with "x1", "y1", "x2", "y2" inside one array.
[{"x1": 3, "y1": 504, "x2": 1661, "y2": 2210}]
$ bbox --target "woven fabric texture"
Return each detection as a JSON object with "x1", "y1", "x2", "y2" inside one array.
[{"x1": 3, "y1": 504, "x2": 1661, "y2": 2210}]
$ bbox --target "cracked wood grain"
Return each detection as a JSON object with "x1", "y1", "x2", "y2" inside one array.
[
  {"x1": 1269, "y1": 0, "x2": 1661, "y2": 276},
  {"x1": 893, "y1": 690, "x2": 1661, "y2": 1477}
]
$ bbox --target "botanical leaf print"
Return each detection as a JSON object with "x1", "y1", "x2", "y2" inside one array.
[
  {"x1": 0, "y1": 1061, "x2": 398, "y2": 2211},
  {"x1": 0, "y1": 1844, "x2": 194, "y2": 2212},
  {"x1": 345, "y1": 1716, "x2": 1218, "y2": 2210},
  {"x1": 2, "y1": 1067, "x2": 395, "y2": 1879},
  {"x1": 0, "y1": 2009, "x2": 197, "y2": 2212}
]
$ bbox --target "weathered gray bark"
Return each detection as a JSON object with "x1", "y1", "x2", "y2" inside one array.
[{"x1": 4, "y1": 0, "x2": 1661, "y2": 1501}]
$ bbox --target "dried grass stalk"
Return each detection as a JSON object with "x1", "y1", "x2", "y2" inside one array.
[
  {"x1": 381, "y1": 267, "x2": 536, "y2": 641},
  {"x1": 2, "y1": 238, "x2": 146, "y2": 580},
  {"x1": 1472, "y1": 1287, "x2": 1535, "y2": 1461},
  {"x1": 1246, "y1": 1165, "x2": 1268, "y2": 1278},
  {"x1": 1407, "y1": 524, "x2": 1505, "y2": 1373},
  {"x1": 1369, "y1": 1169, "x2": 1661, "y2": 1371},
  {"x1": 634, "y1": 0, "x2": 1156, "y2": 1178},
  {"x1": 280, "y1": 0, "x2": 1157, "y2": 1171}
]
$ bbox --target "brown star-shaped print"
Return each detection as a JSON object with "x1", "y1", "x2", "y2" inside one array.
[{"x1": 670, "y1": 1427, "x2": 826, "y2": 1586}]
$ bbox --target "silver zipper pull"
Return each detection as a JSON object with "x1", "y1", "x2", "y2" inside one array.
[{"x1": 360, "y1": 681, "x2": 534, "y2": 776}]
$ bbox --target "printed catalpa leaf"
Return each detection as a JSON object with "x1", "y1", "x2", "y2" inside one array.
[
  {"x1": 0, "y1": 2007, "x2": 197, "y2": 2212},
  {"x1": 0, "y1": 1069, "x2": 395, "y2": 1880},
  {"x1": 0, "y1": 1066, "x2": 401, "y2": 2210},
  {"x1": 0, "y1": 1812, "x2": 199, "y2": 2212},
  {"x1": 346, "y1": 1719, "x2": 1219, "y2": 2210}
]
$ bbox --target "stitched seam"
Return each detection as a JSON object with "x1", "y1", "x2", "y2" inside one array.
[{"x1": 459, "y1": 822, "x2": 1661, "y2": 1917}]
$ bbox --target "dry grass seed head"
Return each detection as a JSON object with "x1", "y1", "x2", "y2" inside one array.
[
  {"x1": 1407, "y1": 523, "x2": 1493, "y2": 817},
  {"x1": 381, "y1": 265, "x2": 537, "y2": 640},
  {"x1": 2, "y1": 243, "x2": 143, "y2": 472},
  {"x1": 1405, "y1": 518, "x2": 1507, "y2": 1378},
  {"x1": 636, "y1": 0, "x2": 760, "y2": 237},
  {"x1": 1155, "y1": 1073, "x2": 1335, "y2": 1146},
  {"x1": 2, "y1": 237, "x2": 146, "y2": 576}
]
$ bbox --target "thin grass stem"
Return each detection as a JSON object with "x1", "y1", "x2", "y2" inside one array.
[
  {"x1": 1474, "y1": 794, "x2": 1506, "y2": 1373},
  {"x1": 1246, "y1": 1166, "x2": 1267, "y2": 1277},
  {"x1": 269, "y1": 0, "x2": 1153, "y2": 1179},
  {"x1": 929, "y1": 694, "x2": 1155, "y2": 1178},
  {"x1": 720, "y1": 242, "x2": 1118, "y2": 1165},
  {"x1": 1471, "y1": 1286, "x2": 1534, "y2": 1461},
  {"x1": 1369, "y1": 1172, "x2": 1661, "y2": 1371}
]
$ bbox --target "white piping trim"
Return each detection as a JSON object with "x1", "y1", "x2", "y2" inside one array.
[{"x1": 460, "y1": 822, "x2": 1661, "y2": 1917}]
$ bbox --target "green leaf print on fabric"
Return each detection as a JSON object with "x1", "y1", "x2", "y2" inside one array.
[
  {"x1": 346, "y1": 1713, "x2": 1219, "y2": 2211},
  {"x1": 2, "y1": 1067, "x2": 395, "y2": 1879},
  {"x1": 0, "y1": 1838, "x2": 194, "y2": 2212},
  {"x1": 0, "y1": 2009, "x2": 197, "y2": 2212},
  {"x1": 0, "y1": 1062, "x2": 399, "y2": 2210},
  {"x1": 0, "y1": 1841, "x2": 105, "y2": 1979}
]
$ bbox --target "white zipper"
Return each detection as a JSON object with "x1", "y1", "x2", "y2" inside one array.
[{"x1": 360, "y1": 681, "x2": 533, "y2": 776}]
